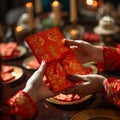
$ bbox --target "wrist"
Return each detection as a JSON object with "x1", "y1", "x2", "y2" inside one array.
[{"x1": 94, "y1": 46, "x2": 104, "y2": 62}]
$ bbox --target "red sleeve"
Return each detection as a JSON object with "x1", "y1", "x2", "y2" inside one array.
[
  {"x1": 97, "y1": 45, "x2": 120, "y2": 108},
  {"x1": 104, "y1": 78, "x2": 120, "y2": 108},
  {"x1": 6, "y1": 90, "x2": 38, "y2": 119},
  {"x1": 98, "y1": 45, "x2": 120, "y2": 72}
]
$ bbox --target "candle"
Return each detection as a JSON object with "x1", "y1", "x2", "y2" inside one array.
[
  {"x1": 51, "y1": 1, "x2": 61, "y2": 26},
  {"x1": 70, "y1": 0, "x2": 78, "y2": 23},
  {"x1": 35, "y1": 0, "x2": 43, "y2": 14},
  {"x1": 25, "y1": 2, "x2": 34, "y2": 30}
]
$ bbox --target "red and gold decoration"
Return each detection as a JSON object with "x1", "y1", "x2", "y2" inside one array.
[{"x1": 25, "y1": 27, "x2": 89, "y2": 92}]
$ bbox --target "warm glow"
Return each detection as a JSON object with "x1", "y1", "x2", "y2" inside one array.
[
  {"x1": 86, "y1": 0, "x2": 93, "y2": 5},
  {"x1": 16, "y1": 26, "x2": 23, "y2": 32},
  {"x1": 70, "y1": 29, "x2": 77, "y2": 35},
  {"x1": 25, "y1": 2, "x2": 33, "y2": 8},
  {"x1": 86, "y1": 0, "x2": 98, "y2": 7},
  {"x1": 52, "y1": 1, "x2": 59, "y2": 7}
]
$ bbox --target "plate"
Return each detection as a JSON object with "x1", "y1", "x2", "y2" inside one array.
[
  {"x1": 3, "y1": 66, "x2": 23, "y2": 84},
  {"x1": 46, "y1": 64, "x2": 98, "y2": 105},
  {"x1": 22, "y1": 56, "x2": 40, "y2": 70},
  {"x1": 2, "y1": 45, "x2": 27, "y2": 60},
  {"x1": 47, "y1": 94, "x2": 92, "y2": 105},
  {"x1": 71, "y1": 108, "x2": 120, "y2": 120}
]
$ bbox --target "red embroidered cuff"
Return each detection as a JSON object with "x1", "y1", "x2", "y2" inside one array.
[
  {"x1": 104, "y1": 78, "x2": 120, "y2": 108},
  {"x1": 6, "y1": 90, "x2": 37, "y2": 119},
  {"x1": 98, "y1": 46, "x2": 120, "y2": 72}
]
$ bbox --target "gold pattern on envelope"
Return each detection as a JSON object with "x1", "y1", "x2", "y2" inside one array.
[
  {"x1": 47, "y1": 29, "x2": 62, "y2": 42},
  {"x1": 49, "y1": 45, "x2": 58, "y2": 57}
]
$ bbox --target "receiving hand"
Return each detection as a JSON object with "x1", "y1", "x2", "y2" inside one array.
[
  {"x1": 64, "y1": 74, "x2": 107, "y2": 97},
  {"x1": 64, "y1": 39, "x2": 104, "y2": 63},
  {"x1": 23, "y1": 60, "x2": 55, "y2": 103}
]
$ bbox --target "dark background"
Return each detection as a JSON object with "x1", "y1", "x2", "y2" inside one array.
[{"x1": 0, "y1": 0, "x2": 120, "y2": 25}]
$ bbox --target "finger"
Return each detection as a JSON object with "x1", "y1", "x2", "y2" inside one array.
[
  {"x1": 64, "y1": 38, "x2": 83, "y2": 47},
  {"x1": 67, "y1": 74, "x2": 91, "y2": 82},
  {"x1": 29, "y1": 60, "x2": 46, "y2": 81},
  {"x1": 69, "y1": 46, "x2": 79, "y2": 50},
  {"x1": 63, "y1": 81, "x2": 90, "y2": 97},
  {"x1": 67, "y1": 74, "x2": 83, "y2": 83},
  {"x1": 36, "y1": 60, "x2": 46, "y2": 75}
]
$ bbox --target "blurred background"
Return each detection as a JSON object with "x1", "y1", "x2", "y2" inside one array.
[{"x1": 0, "y1": 0, "x2": 120, "y2": 25}]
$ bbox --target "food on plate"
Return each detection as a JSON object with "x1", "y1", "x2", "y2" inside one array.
[
  {"x1": 26, "y1": 58, "x2": 40, "y2": 69},
  {"x1": 0, "y1": 42, "x2": 20, "y2": 59},
  {"x1": 54, "y1": 93, "x2": 80, "y2": 102},
  {"x1": 1, "y1": 64, "x2": 14, "y2": 73},
  {"x1": 1, "y1": 64, "x2": 15, "y2": 82},
  {"x1": 1, "y1": 72, "x2": 15, "y2": 82}
]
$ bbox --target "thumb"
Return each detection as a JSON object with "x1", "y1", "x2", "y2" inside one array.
[
  {"x1": 67, "y1": 74, "x2": 83, "y2": 83},
  {"x1": 36, "y1": 60, "x2": 46, "y2": 75},
  {"x1": 28, "y1": 60, "x2": 46, "y2": 83},
  {"x1": 67, "y1": 74, "x2": 91, "y2": 83}
]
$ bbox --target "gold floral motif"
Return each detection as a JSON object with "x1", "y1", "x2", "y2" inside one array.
[
  {"x1": 69, "y1": 62, "x2": 86, "y2": 74},
  {"x1": 41, "y1": 54, "x2": 50, "y2": 60},
  {"x1": 9, "y1": 93, "x2": 36, "y2": 117},
  {"x1": 113, "y1": 95, "x2": 120, "y2": 105},
  {"x1": 60, "y1": 47, "x2": 68, "y2": 52},
  {"x1": 29, "y1": 36, "x2": 45, "y2": 49},
  {"x1": 47, "y1": 30, "x2": 61, "y2": 42},
  {"x1": 110, "y1": 82, "x2": 117, "y2": 89},
  {"x1": 35, "y1": 47, "x2": 44, "y2": 55},
  {"x1": 49, "y1": 45, "x2": 58, "y2": 57}
]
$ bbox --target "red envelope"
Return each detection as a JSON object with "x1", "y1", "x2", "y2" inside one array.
[{"x1": 25, "y1": 27, "x2": 88, "y2": 92}]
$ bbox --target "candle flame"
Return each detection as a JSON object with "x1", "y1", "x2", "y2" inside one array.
[
  {"x1": 70, "y1": 29, "x2": 77, "y2": 35},
  {"x1": 16, "y1": 26, "x2": 23, "y2": 32},
  {"x1": 25, "y1": 2, "x2": 33, "y2": 8},
  {"x1": 86, "y1": 0, "x2": 98, "y2": 7},
  {"x1": 52, "y1": 1, "x2": 59, "y2": 7}
]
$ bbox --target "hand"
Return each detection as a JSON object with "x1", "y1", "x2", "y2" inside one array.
[
  {"x1": 23, "y1": 60, "x2": 55, "y2": 103},
  {"x1": 64, "y1": 39, "x2": 104, "y2": 63},
  {"x1": 64, "y1": 74, "x2": 107, "y2": 97}
]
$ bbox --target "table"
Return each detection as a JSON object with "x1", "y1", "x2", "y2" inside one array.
[
  {"x1": 2, "y1": 17, "x2": 120, "y2": 119},
  {"x1": 2, "y1": 47, "x2": 120, "y2": 120}
]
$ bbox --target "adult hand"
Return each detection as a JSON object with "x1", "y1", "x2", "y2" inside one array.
[
  {"x1": 23, "y1": 60, "x2": 55, "y2": 103},
  {"x1": 64, "y1": 74, "x2": 107, "y2": 97},
  {"x1": 64, "y1": 39, "x2": 104, "y2": 63}
]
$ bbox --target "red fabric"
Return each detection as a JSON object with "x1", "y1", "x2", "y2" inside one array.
[
  {"x1": 97, "y1": 45, "x2": 120, "y2": 108},
  {"x1": 6, "y1": 90, "x2": 37, "y2": 119},
  {"x1": 104, "y1": 78, "x2": 120, "y2": 108},
  {"x1": 25, "y1": 27, "x2": 88, "y2": 92},
  {"x1": 98, "y1": 45, "x2": 120, "y2": 71}
]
